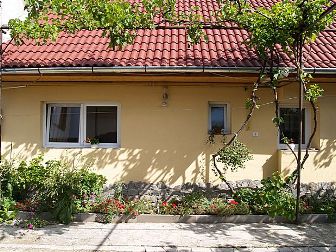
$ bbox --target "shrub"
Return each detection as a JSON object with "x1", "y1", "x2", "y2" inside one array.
[
  {"x1": 181, "y1": 191, "x2": 210, "y2": 215},
  {"x1": 0, "y1": 197, "x2": 17, "y2": 222},
  {"x1": 234, "y1": 173, "x2": 296, "y2": 220},
  {"x1": 11, "y1": 156, "x2": 48, "y2": 202},
  {"x1": 259, "y1": 173, "x2": 296, "y2": 220},
  {"x1": 1, "y1": 156, "x2": 107, "y2": 224},
  {"x1": 301, "y1": 190, "x2": 336, "y2": 216},
  {"x1": 0, "y1": 161, "x2": 16, "y2": 199},
  {"x1": 234, "y1": 188, "x2": 267, "y2": 214},
  {"x1": 40, "y1": 160, "x2": 106, "y2": 223}
]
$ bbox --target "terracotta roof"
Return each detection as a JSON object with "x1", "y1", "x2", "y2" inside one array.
[{"x1": 2, "y1": 0, "x2": 336, "y2": 69}]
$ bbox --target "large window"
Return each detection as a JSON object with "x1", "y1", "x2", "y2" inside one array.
[
  {"x1": 208, "y1": 103, "x2": 230, "y2": 134},
  {"x1": 45, "y1": 103, "x2": 120, "y2": 148},
  {"x1": 278, "y1": 107, "x2": 309, "y2": 149}
]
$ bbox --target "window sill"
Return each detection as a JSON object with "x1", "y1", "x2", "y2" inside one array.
[
  {"x1": 208, "y1": 131, "x2": 232, "y2": 135},
  {"x1": 278, "y1": 148, "x2": 319, "y2": 153},
  {"x1": 44, "y1": 144, "x2": 120, "y2": 149}
]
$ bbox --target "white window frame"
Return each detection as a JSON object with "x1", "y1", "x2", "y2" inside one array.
[
  {"x1": 208, "y1": 102, "x2": 230, "y2": 134},
  {"x1": 278, "y1": 105, "x2": 310, "y2": 150},
  {"x1": 44, "y1": 102, "x2": 120, "y2": 148}
]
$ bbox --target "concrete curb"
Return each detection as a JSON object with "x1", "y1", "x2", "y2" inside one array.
[
  {"x1": 16, "y1": 212, "x2": 332, "y2": 224},
  {"x1": 0, "y1": 244, "x2": 335, "y2": 252}
]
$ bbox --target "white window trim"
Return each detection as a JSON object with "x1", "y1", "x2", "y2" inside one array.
[
  {"x1": 43, "y1": 102, "x2": 120, "y2": 148},
  {"x1": 208, "y1": 102, "x2": 230, "y2": 134},
  {"x1": 277, "y1": 105, "x2": 310, "y2": 150}
]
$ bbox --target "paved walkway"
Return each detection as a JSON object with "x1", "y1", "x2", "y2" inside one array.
[{"x1": 0, "y1": 222, "x2": 335, "y2": 251}]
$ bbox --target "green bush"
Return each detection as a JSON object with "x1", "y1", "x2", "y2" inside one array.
[
  {"x1": 0, "y1": 161, "x2": 16, "y2": 199},
  {"x1": 234, "y1": 173, "x2": 296, "y2": 220},
  {"x1": 11, "y1": 156, "x2": 48, "y2": 202},
  {"x1": 301, "y1": 190, "x2": 336, "y2": 216},
  {"x1": 0, "y1": 156, "x2": 107, "y2": 224},
  {"x1": 0, "y1": 197, "x2": 17, "y2": 222},
  {"x1": 181, "y1": 191, "x2": 210, "y2": 215},
  {"x1": 259, "y1": 173, "x2": 296, "y2": 220}
]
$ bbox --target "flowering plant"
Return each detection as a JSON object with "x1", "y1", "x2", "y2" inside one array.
[
  {"x1": 93, "y1": 197, "x2": 125, "y2": 215},
  {"x1": 209, "y1": 198, "x2": 249, "y2": 216},
  {"x1": 85, "y1": 137, "x2": 100, "y2": 145},
  {"x1": 159, "y1": 199, "x2": 180, "y2": 215},
  {"x1": 227, "y1": 199, "x2": 239, "y2": 205},
  {"x1": 93, "y1": 196, "x2": 154, "y2": 222}
]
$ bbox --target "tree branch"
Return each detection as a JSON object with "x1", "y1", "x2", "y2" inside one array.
[
  {"x1": 301, "y1": 93, "x2": 318, "y2": 167},
  {"x1": 211, "y1": 154, "x2": 235, "y2": 194},
  {"x1": 211, "y1": 63, "x2": 266, "y2": 193},
  {"x1": 316, "y1": 3, "x2": 336, "y2": 24}
]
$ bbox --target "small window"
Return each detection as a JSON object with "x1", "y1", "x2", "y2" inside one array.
[
  {"x1": 45, "y1": 103, "x2": 120, "y2": 148},
  {"x1": 209, "y1": 103, "x2": 229, "y2": 134},
  {"x1": 278, "y1": 107, "x2": 309, "y2": 149}
]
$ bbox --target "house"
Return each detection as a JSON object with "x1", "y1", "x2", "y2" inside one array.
[{"x1": 1, "y1": 1, "x2": 336, "y2": 186}]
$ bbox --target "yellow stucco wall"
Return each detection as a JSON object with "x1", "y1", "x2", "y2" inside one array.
[{"x1": 2, "y1": 76, "x2": 336, "y2": 184}]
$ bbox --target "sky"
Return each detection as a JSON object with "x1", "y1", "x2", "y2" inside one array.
[{"x1": 1, "y1": 0, "x2": 26, "y2": 41}]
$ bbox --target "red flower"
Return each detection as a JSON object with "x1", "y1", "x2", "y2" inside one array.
[
  {"x1": 171, "y1": 203, "x2": 177, "y2": 208},
  {"x1": 162, "y1": 201, "x2": 168, "y2": 207},
  {"x1": 227, "y1": 199, "x2": 239, "y2": 205}
]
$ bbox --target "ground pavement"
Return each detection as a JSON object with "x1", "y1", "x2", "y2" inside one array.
[{"x1": 0, "y1": 222, "x2": 335, "y2": 252}]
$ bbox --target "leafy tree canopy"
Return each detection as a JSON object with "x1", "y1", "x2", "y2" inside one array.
[
  {"x1": 218, "y1": 0, "x2": 335, "y2": 58},
  {"x1": 8, "y1": 0, "x2": 335, "y2": 53}
]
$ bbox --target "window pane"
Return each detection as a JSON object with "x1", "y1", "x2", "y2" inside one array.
[
  {"x1": 211, "y1": 106, "x2": 225, "y2": 133},
  {"x1": 49, "y1": 106, "x2": 80, "y2": 143},
  {"x1": 86, "y1": 106, "x2": 118, "y2": 143},
  {"x1": 279, "y1": 108, "x2": 305, "y2": 144}
]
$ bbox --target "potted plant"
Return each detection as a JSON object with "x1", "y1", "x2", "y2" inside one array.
[{"x1": 86, "y1": 137, "x2": 100, "y2": 148}]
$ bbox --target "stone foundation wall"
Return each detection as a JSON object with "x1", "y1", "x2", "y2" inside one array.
[{"x1": 103, "y1": 180, "x2": 336, "y2": 203}]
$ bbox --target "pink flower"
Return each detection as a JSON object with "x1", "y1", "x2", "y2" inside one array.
[{"x1": 27, "y1": 223, "x2": 33, "y2": 229}]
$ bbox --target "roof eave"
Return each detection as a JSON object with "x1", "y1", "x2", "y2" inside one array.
[{"x1": 1, "y1": 66, "x2": 336, "y2": 75}]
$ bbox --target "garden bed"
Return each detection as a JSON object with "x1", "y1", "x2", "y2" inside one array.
[
  {"x1": 2, "y1": 157, "x2": 335, "y2": 226},
  {"x1": 16, "y1": 211, "x2": 332, "y2": 224}
]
